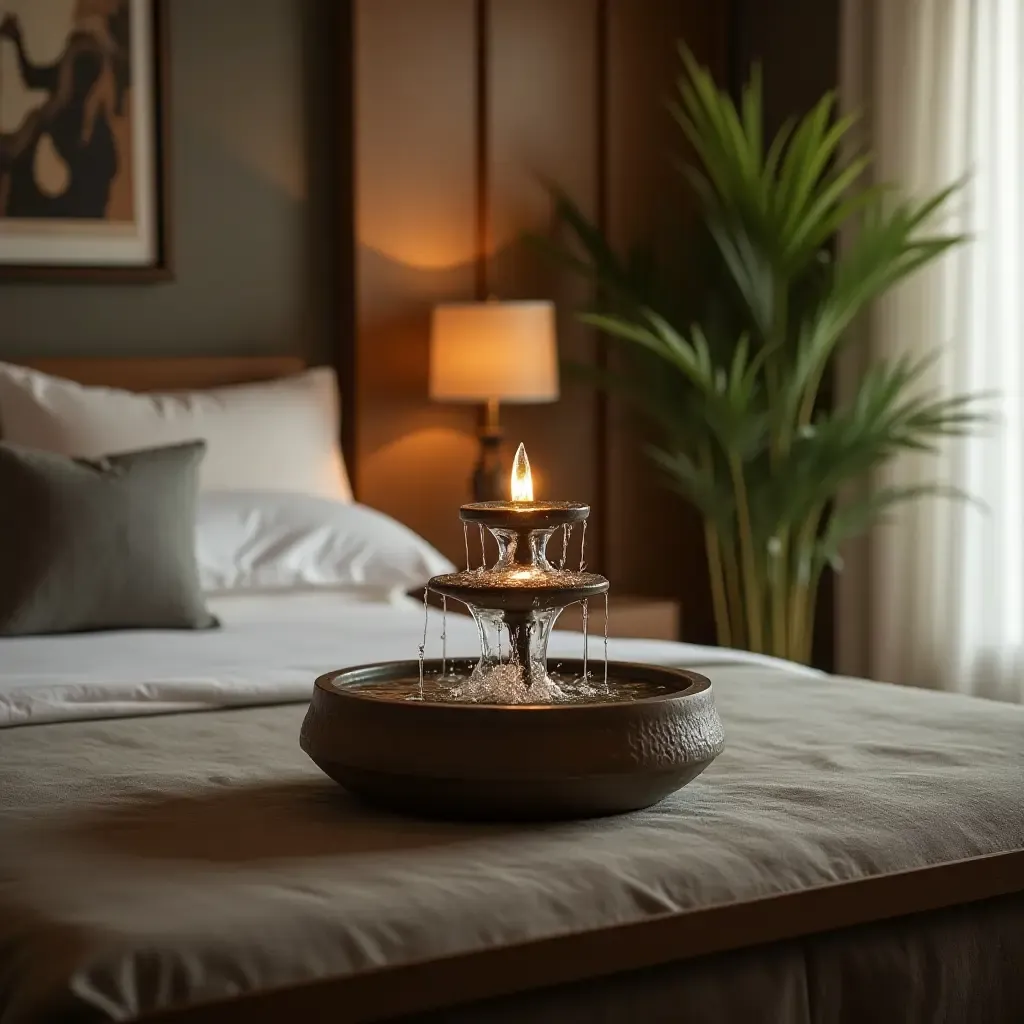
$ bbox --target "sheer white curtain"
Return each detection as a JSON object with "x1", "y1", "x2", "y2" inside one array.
[{"x1": 838, "y1": 0, "x2": 1024, "y2": 702}]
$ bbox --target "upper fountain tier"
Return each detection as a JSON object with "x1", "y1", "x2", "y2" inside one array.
[
  {"x1": 462, "y1": 442, "x2": 589, "y2": 527},
  {"x1": 429, "y1": 443, "x2": 608, "y2": 613},
  {"x1": 459, "y1": 499, "x2": 590, "y2": 532},
  {"x1": 430, "y1": 502, "x2": 608, "y2": 613}
]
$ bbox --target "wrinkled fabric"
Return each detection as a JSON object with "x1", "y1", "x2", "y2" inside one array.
[{"x1": 0, "y1": 664, "x2": 1020, "y2": 1023}]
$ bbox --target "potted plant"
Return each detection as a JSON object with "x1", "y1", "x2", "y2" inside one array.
[{"x1": 542, "y1": 49, "x2": 982, "y2": 664}]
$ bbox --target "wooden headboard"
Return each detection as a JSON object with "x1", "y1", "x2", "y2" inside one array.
[
  {"x1": 15, "y1": 356, "x2": 356, "y2": 491},
  {"x1": 20, "y1": 357, "x2": 307, "y2": 393}
]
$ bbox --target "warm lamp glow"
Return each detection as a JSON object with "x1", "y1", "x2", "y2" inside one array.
[
  {"x1": 429, "y1": 302, "x2": 559, "y2": 403},
  {"x1": 511, "y1": 443, "x2": 533, "y2": 502}
]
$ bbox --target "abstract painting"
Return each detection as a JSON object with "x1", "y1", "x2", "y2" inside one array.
[{"x1": 0, "y1": 0, "x2": 167, "y2": 279}]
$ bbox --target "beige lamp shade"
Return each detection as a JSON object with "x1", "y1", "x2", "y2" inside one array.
[{"x1": 429, "y1": 301, "x2": 559, "y2": 403}]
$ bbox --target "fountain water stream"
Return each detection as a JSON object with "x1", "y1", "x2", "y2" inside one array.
[{"x1": 425, "y1": 479, "x2": 609, "y2": 702}]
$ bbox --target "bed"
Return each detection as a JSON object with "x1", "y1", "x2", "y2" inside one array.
[{"x1": 0, "y1": 358, "x2": 1022, "y2": 1024}]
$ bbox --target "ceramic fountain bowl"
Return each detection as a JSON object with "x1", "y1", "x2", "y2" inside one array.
[{"x1": 300, "y1": 658, "x2": 725, "y2": 821}]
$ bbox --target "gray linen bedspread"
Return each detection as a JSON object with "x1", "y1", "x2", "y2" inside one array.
[{"x1": 0, "y1": 663, "x2": 1021, "y2": 1023}]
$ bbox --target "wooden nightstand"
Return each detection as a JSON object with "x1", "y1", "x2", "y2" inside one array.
[{"x1": 553, "y1": 595, "x2": 680, "y2": 642}]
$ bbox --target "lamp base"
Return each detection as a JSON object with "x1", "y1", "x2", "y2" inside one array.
[{"x1": 471, "y1": 431, "x2": 504, "y2": 502}]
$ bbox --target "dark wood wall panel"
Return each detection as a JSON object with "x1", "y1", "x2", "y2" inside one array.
[
  {"x1": 354, "y1": 0, "x2": 730, "y2": 598},
  {"x1": 355, "y1": 0, "x2": 479, "y2": 561},
  {"x1": 488, "y1": 0, "x2": 599, "y2": 530},
  {"x1": 731, "y1": 0, "x2": 840, "y2": 668},
  {"x1": 604, "y1": 1, "x2": 729, "y2": 640}
]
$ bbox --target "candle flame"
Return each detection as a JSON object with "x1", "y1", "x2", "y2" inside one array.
[{"x1": 511, "y1": 442, "x2": 533, "y2": 502}]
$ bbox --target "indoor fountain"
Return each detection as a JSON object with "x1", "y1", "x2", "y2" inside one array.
[{"x1": 300, "y1": 444, "x2": 725, "y2": 820}]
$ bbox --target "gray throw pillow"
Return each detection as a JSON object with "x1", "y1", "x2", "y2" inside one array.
[{"x1": 0, "y1": 441, "x2": 218, "y2": 636}]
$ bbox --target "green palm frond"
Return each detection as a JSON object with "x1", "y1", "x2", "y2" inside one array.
[
  {"x1": 817, "y1": 483, "x2": 980, "y2": 573},
  {"x1": 647, "y1": 446, "x2": 735, "y2": 526},
  {"x1": 535, "y1": 46, "x2": 982, "y2": 663}
]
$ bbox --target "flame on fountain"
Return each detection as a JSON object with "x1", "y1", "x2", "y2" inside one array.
[{"x1": 510, "y1": 442, "x2": 533, "y2": 502}]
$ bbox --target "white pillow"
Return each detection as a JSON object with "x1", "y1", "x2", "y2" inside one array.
[
  {"x1": 0, "y1": 362, "x2": 352, "y2": 501},
  {"x1": 196, "y1": 491, "x2": 455, "y2": 594}
]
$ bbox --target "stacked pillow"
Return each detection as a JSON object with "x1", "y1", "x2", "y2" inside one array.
[{"x1": 0, "y1": 362, "x2": 453, "y2": 637}]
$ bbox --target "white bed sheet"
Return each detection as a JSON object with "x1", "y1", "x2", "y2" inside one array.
[{"x1": 0, "y1": 590, "x2": 820, "y2": 728}]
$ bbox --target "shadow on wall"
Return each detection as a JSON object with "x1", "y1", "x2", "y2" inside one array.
[{"x1": 357, "y1": 241, "x2": 482, "y2": 564}]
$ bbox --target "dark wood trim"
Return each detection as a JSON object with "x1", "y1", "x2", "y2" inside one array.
[
  {"x1": 725, "y1": 0, "x2": 746, "y2": 100},
  {"x1": 15, "y1": 356, "x2": 307, "y2": 392},
  {"x1": 336, "y1": 0, "x2": 357, "y2": 491},
  {"x1": 593, "y1": 0, "x2": 610, "y2": 569},
  {"x1": 140, "y1": 848, "x2": 1024, "y2": 1024},
  {"x1": 152, "y1": 0, "x2": 173, "y2": 281},
  {"x1": 473, "y1": 0, "x2": 490, "y2": 300},
  {"x1": 0, "y1": 0, "x2": 174, "y2": 283}
]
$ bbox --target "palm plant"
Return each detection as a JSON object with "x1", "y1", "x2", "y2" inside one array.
[{"x1": 543, "y1": 49, "x2": 983, "y2": 664}]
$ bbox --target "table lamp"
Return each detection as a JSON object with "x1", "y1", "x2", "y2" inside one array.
[{"x1": 430, "y1": 300, "x2": 559, "y2": 501}]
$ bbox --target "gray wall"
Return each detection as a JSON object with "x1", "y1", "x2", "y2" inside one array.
[{"x1": 0, "y1": 0, "x2": 338, "y2": 362}]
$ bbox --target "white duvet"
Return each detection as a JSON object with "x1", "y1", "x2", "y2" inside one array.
[{"x1": 0, "y1": 590, "x2": 818, "y2": 728}]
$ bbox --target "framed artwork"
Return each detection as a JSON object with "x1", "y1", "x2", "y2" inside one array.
[{"x1": 0, "y1": 0, "x2": 170, "y2": 280}]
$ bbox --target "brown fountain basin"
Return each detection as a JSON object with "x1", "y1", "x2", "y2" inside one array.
[{"x1": 300, "y1": 659, "x2": 725, "y2": 820}]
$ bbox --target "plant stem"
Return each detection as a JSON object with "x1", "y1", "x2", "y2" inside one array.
[
  {"x1": 722, "y1": 538, "x2": 747, "y2": 649},
  {"x1": 696, "y1": 442, "x2": 734, "y2": 648},
  {"x1": 728, "y1": 455, "x2": 764, "y2": 652},
  {"x1": 769, "y1": 283, "x2": 788, "y2": 443},
  {"x1": 797, "y1": 361, "x2": 827, "y2": 430},
  {"x1": 766, "y1": 281, "x2": 790, "y2": 657},
  {"x1": 789, "y1": 583, "x2": 809, "y2": 664},
  {"x1": 770, "y1": 531, "x2": 790, "y2": 658},
  {"x1": 703, "y1": 521, "x2": 732, "y2": 648},
  {"x1": 788, "y1": 504, "x2": 825, "y2": 661},
  {"x1": 800, "y1": 570, "x2": 822, "y2": 664}
]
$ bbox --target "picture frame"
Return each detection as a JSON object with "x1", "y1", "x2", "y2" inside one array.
[{"x1": 0, "y1": 0, "x2": 170, "y2": 281}]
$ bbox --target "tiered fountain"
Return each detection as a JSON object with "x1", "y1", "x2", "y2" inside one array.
[{"x1": 301, "y1": 445, "x2": 724, "y2": 820}]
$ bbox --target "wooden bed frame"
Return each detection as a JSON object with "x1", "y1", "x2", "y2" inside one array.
[
  {"x1": 139, "y1": 852, "x2": 1024, "y2": 1024},
  {"x1": 17, "y1": 356, "x2": 307, "y2": 393}
]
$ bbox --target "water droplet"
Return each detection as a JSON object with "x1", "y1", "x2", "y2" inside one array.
[
  {"x1": 559, "y1": 523, "x2": 570, "y2": 570},
  {"x1": 441, "y1": 596, "x2": 447, "y2": 679},
  {"x1": 603, "y1": 592, "x2": 609, "y2": 693},
  {"x1": 579, "y1": 520, "x2": 587, "y2": 572},
  {"x1": 479, "y1": 524, "x2": 487, "y2": 569},
  {"x1": 509, "y1": 625, "x2": 519, "y2": 674},
  {"x1": 418, "y1": 586, "x2": 428, "y2": 698},
  {"x1": 581, "y1": 598, "x2": 589, "y2": 681}
]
